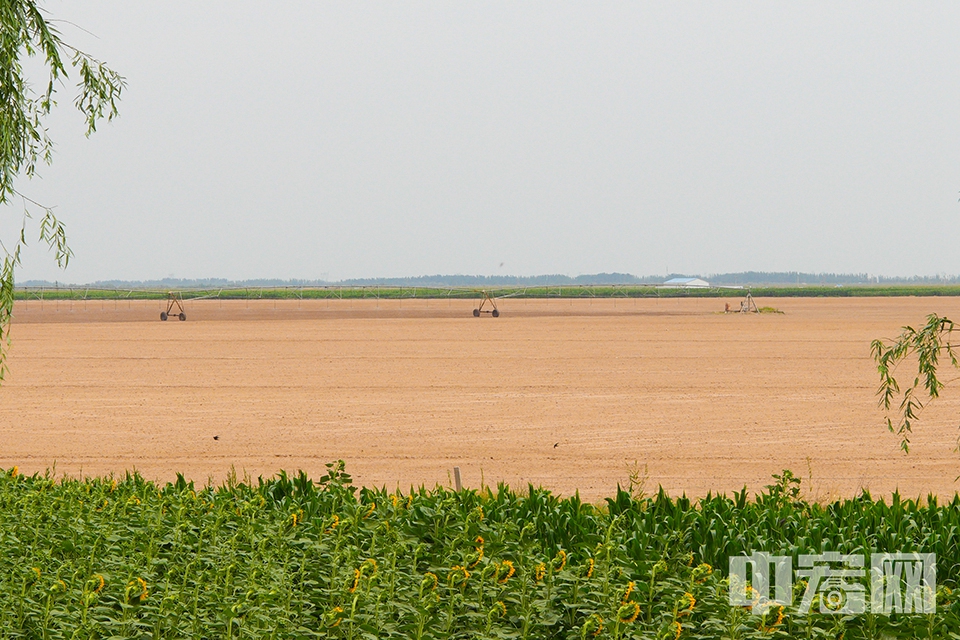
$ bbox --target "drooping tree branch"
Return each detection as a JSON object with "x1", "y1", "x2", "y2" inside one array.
[
  {"x1": 0, "y1": 1, "x2": 124, "y2": 381},
  {"x1": 871, "y1": 314, "x2": 959, "y2": 452}
]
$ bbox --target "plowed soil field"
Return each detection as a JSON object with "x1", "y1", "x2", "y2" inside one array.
[{"x1": 4, "y1": 296, "x2": 960, "y2": 501}]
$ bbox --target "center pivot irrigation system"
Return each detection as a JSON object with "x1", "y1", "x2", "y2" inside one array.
[
  {"x1": 472, "y1": 290, "x2": 500, "y2": 317},
  {"x1": 160, "y1": 292, "x2": 186, "y2": 321},
  {"x1": 14, "y1": 283, "x2": 774, "y2": 324},
  {"x1": 724, "y1": 292, "x2": 759, "y2": 314}
]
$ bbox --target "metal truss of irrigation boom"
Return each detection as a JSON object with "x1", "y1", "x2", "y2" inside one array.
[{"x1": 13, "y1": 283, "x2": 745, "y2": 301}]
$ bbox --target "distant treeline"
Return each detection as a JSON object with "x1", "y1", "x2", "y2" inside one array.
[
  {"x1": 336, "y1": 273, "x2": 645, "y2": 286},
  {"x1": 18, "y1": 277, "x2": 326, "y2": 289},
  {"x1": 17, "y1": 271, "x2": 960, "y2": 289},
  {"x1": 707, "y1": 272, "x2": 960, "y2": 285}
]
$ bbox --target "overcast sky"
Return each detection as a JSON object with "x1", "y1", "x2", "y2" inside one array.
[{"x1": 4, "y1": 2, "x2": 960, "y2": 283}]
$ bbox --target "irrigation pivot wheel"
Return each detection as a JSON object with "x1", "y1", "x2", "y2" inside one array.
[
  {"x1": 473, "y1": 290, "x2": 500, "y2": 318},
  {"x1": 161, "y1": 292, "x2": 187, "y2": 322}
]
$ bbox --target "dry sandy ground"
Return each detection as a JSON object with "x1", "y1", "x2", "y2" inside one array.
[{"x1": 4, "y1": 296, "x2": 960, "y2": 502}]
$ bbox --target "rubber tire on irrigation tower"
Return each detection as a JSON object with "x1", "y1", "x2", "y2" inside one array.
[
  {"x1": 492, "y1": 309, "x2": 499, "y2": 317},
  {"x1": 160, "y1": 312, "x2": 168, "y2": 321},
  {"x1": 473, "y1": 309, "x2": 480, "y2": 317},
  {"x1": 179, "y1": 313, "x2": 186, "y2": 321}
]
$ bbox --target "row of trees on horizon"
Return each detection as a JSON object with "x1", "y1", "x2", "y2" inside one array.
[{"x1": 15, "y1": 272, "x2": 960, "y2": 289}]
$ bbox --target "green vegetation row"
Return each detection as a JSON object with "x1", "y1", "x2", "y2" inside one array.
[
  {"x1": 14, "y1": 284, "x2": 960, "y2": 302},
  {"x1": 2, "y1": 464, "x2": 959, "y2": 639}
]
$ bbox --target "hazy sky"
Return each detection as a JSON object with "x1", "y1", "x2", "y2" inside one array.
[{"x1": 5, "y1": 2, "x2": 960, "y2": 283}]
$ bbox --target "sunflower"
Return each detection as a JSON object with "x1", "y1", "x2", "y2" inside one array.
[
  {"x1": 126, "y1": 577, "x2": 147, "y2": 602},
  {"x1": 498, "y1": 560, "x2": 515, "y2": 584},
  {"x1": 692, "y1": 563, "x2": 712, "y2": 583},
  {"x1": 449, "y1": 565, "x2": 470, "y2": 586},
  {"x1": 469, "y1": 537, "x2": 485, "y2": 568},
  {"x1": 617, "y1": 601, "x2": 640, "y2": 624},
  {"x1": 535, "y1": 563, "x2": 546, "y2": 582},
  {"x1": 328, "y1": 606, "x2": 345, "y2": 628},
  {"x1": 583, "y1": 613, "x2": 603, "y2": 637}
]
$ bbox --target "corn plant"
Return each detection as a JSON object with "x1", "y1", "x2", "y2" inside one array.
[{"x1": 0, "y1": 463, "x2": 958, "y2": 638}]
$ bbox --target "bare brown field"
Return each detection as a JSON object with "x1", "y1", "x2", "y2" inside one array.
[{"x1": 4, "y1": 296, "x2": 960, "y2": 501}]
